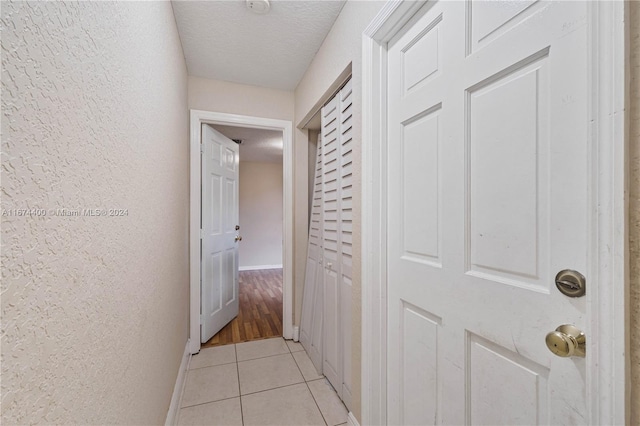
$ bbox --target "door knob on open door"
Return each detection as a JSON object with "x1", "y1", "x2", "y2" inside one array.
[
  {"x1": 545, "y1": 324, "x2": 586, "y2": 358},
  {"x1": 235, "y1": 235, "x2": 242, "y2": 242}
]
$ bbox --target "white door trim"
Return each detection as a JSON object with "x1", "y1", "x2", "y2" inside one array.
[
  {"x1": 360, "y1": 1, "x2": 629, "y2": 425},
  {"x1": 190, "y1": 110, "x2": 294, "y2": 355}
]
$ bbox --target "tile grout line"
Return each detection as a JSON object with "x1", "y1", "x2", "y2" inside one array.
[
  {"x1": 304, "y1": 373, "x2": 330, "y2": 426},
  {"x1": 298, "y1": 350, "x2": 348, "y2": 426},
  {"x1": 291, "y1": 349, "x2": 329, "y2": 426},
  {"x1": 234, "y1": 343, "x2": 245, "y2": 426},
  {"x1": 240, "y1": 378, "x2": 307, "y2": 397},
  {"x1": 236, "y1": 350, "x2": 292, "y2": 364},
  {"x1": 188, "y1": 339, "x2": 337, "y2": 425},
  {"x1": 179, "y1": 369, "x2": 311, "y2": 412},
  {"x1": 189, "y1": 360, "x2": 237, "y2": 371},
  {"x1": 235, "y1": 338, "x2": 290, "y2": 363},
  {"x1": 237, "y1": 345, "x2": 293, "y2": 364},
  {"x1": 195, "y1": 339, "x2": 290, "y2": 367},
  {"x1": 179, "y1": 394, "x2": 241, "y2": 410}
]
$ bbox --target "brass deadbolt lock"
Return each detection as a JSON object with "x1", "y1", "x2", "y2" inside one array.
[
  {"x1": 555, "y1": 269, "x2": 586, "y2": 297},
  {"x1": 545, "y1": 324, "x2": 586, "y2": 358}
]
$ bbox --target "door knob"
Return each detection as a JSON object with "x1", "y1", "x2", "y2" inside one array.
[
  {"x1": 545, "y1": 324, "x2": 585, "y2": 358},
  {"x1": 235, "y1": 235, "x2": 242, "y2": 242}
]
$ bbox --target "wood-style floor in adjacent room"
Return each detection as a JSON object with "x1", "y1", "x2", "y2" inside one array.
[{"x1": 202, "y1": 269, "x2": 283, "y2": 348}]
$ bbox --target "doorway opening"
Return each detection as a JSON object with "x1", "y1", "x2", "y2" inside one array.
[
  {"x1": 189, "y1": 110, "x2": 294, "y2": 355},
  {"x1": 202, "y1": 124, "x2": 284, "y2": 347}
]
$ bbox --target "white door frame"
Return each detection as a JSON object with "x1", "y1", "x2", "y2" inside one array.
[
  {"x1": 361, "y1": 1, "x2": 629, "y2": 425},
  {"x1": 190, "y1": 109, "x2": 294, "y2": 355}
]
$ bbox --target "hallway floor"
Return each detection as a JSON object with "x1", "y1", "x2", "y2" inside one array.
[
  {"x1": 178, "y1": 337, "x2": 348, "y2": 426},
  {"x1": 202, "y1": 269, "x2": 283, "y2": 347}
]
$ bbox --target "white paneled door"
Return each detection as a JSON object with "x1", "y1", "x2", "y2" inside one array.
[
  {"x1": 387, "y1": 1, "x2": 589, "y2": 424},
  {"x1": 201, "y1": 124, "x2": 240, "y2": 343}
]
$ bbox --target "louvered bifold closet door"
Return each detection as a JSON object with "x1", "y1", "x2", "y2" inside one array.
[
  {"x1": 300, "y1": 79, "x2": 354, "y2": 409},
  {"x1": 338, "y1": 79, "x2": 354, "y2": 409},
  {"x1": 320, "y1": 94, "x2": 343, "y2": 396},
  {"x1": 320, "y1": 79, "x2": 354, "y2": 408},
  {"x1": 300, "y1": 134, "x2": 324, "y2": 372}
]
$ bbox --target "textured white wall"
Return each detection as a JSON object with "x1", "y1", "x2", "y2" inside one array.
[
  {"x1": 239, "y1": 161, "x2": 283, "y2": 269},
  {"x1": 293, "y1": 1, "x2": 385, "y2": 421},
  {"x1": 1, "y1": 2, "x2": 189, "y2": 424}
]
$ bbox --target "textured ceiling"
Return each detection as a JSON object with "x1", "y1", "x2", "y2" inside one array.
[
  {"x1": 172, "y1": 0, "x2": 346, "y2": 90},
  {"x1": 212, "y1": 125, "x2": 283, "y2": 163}
]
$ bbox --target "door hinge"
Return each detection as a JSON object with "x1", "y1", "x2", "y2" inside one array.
[
  {"x1": 200, "y1": 144, "x2": 205, "y2": 154},
  {"x1": 200, "y1": 229, "x2": 204, "y2": 239},
  {"x1": 200, "y1": 314, "x2": 203, "y2": 325}
]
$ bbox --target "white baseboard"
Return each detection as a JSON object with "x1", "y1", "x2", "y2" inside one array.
[
  {"x1": 239, "y1": 264, "x2": 283, "y2": 271},
  {"x1": 347, "y1": 412, "x2": 360, "y2": 426},
  {"x1": 165, "y1": 339, "x2": 191, "y2": 426}
]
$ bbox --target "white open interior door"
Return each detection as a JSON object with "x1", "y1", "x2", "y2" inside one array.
[
  {"x1": 300, "y1": 134, "x2": 325, "y2": 372},
  {"x1": 201, "y1": 124, "x2": 240, "y2": 343},
  {"x1": 387, "y1": 1, "x2": 590, "y2": 424}
]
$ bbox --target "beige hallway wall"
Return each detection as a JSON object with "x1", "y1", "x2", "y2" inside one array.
[
  {"x1": 189, "y1": 76, "x2": 294, "y2": 121},
  {"x1": 239, "y1": 161, "x2": 284, "y2": 269},
  {"x1": 1, "y1": 2, "x2": 189, "y2": 424}
]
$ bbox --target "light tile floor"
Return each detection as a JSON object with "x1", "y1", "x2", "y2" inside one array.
[{"x1": 178, "y1": 337, "x2": 348, "y2": 426}]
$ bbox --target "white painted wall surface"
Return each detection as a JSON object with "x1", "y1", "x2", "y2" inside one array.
[
  {"x1": 1, "y1": 3, "x2": 189, "y2": 424},
  {"x1": 239, "y1": 161, "x2": 283, "y2": 269},
  {"x1": 293, "y1": 1, "x2": 385, "y2": 420},
  {"x1": 188, "y1": 76, "x2": 294, "y2": 121}
]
